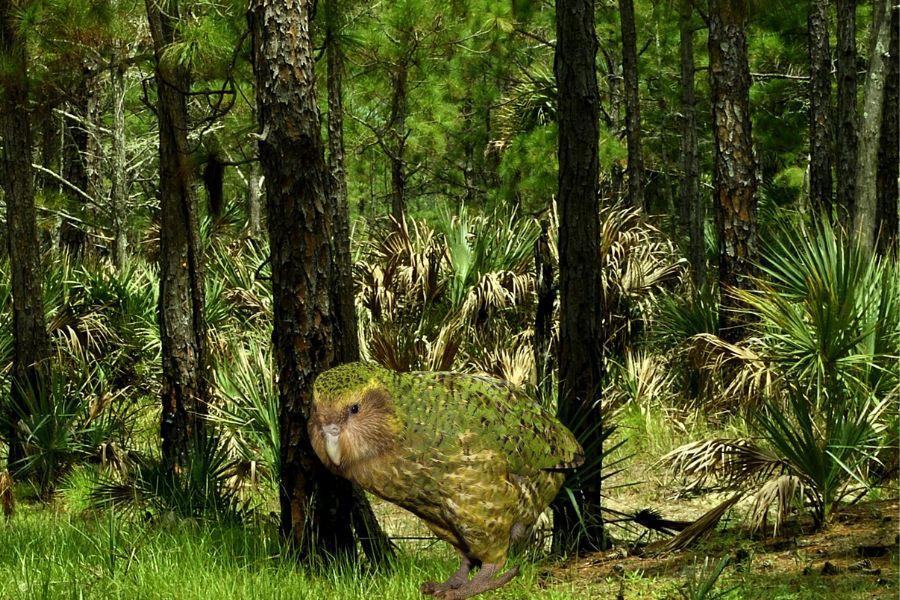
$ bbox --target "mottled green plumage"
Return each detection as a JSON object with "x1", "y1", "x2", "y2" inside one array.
[{"x1": 309, "y1": 362, "x2": 583, "y2": 596}]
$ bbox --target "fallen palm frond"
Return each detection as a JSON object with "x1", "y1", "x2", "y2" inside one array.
[
  {"x1": 746, "y1": 474, "x2": 804, "y2": 535},
  {"x1": 631, "y1": 508, "x2": 693, "y2": 535},
  {"x1": 658, "y1": 492, "x2": 744, "y2": 554}
]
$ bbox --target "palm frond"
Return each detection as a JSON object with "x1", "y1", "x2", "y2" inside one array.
[
  {"x1": 746, "y1": 474, "x2": 804, "y2": 535},
  {"x1": 659, "y1": 492, "x2": 744, "y2": 554}
]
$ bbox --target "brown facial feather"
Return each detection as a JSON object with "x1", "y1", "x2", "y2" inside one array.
[{"x1": 308, "y1": 385, "x2": 401, "y2": 478}]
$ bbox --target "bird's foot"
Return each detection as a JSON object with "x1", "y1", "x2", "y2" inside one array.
[
  {"x1": 421, "y1": 557, "x2": 474, "y2": 596},
  {"x1": 420, "y1": 581, "x2": 461, "y2": 596},
  {"x1": 426, "y1": 564, "x2": 519, "y2": 600}
]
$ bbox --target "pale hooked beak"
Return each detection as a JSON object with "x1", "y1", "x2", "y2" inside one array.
[{"x1": 322, "y1": 424, "x2": 342, "y2": 466}]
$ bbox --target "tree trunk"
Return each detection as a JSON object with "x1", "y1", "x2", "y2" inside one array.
[
  {"x1": 854, "y1": 0, "x2": 892, "y2": 253},
  {"x1": 110, "y1": 49, "x2": 129, "y2": 269},
  {"x1": 37, "y1": 107, "x2": 61, "y2": 193},
  {"x1": 249, "y1": 0, "x2": 360, "y2": 560},
  {"x1": 60, "y1": 70, "x2": 94, "y2": 257},
  {"x1": 246, "y1": 162, "x2": 262, "y2": 240},
  {"x1": 618, "y1": 0, "x2": 645, "y2": 211},
  {"x1": 553, "y1": 0, "x2": 606, "y2": 552},
  {"x1": 533, "y1": 218, "x2": 554, "y2": 406},
  {"x1": 680, "y1": 0, "x2": 705, "y2": 291},
  {"x1": 146, "y1": 0, "x2": 210, "y2": 472},
  {"x1": 708, "y1": 0, "x2": 758, "y2": 342},
  {"x1": 324, "y1": 3, "x2": 393, "y2": 564},
  {"x1": 876, "y1": 4, "x2": 898, "y2": 255},
  {"x1": 835, "y1": 0, "x2": 858, "y2": 228},
  {"x1": 325, "y1": 11, "x2": 359, "y2": 365},
  {"x1": 0, "y1": 0, "x2": 51, "y2": 476},
  {"x1": 807, "y1": 0, "x2": 833, "y2": 219},
  {"x1": 388, "y1": 64, "x2": 409, "y2": 224}
]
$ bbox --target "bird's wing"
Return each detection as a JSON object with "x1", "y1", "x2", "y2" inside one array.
[{"x1": 399, "y1": 371, "x2": 584, "y2": 475}]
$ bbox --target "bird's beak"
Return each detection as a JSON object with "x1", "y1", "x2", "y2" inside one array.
[{"x1": 322, "y1": 424, "x2": 342, "y2": 466}]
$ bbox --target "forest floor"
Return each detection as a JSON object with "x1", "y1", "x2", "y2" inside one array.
[
  {"x1": 542, "y1": 497, "x2": 899, "y2": 599},
  {"x1": 1, "y1": 469, "x2": 897, "y2": 599}
]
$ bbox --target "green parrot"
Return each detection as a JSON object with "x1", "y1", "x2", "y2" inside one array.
[{"x1": 309, "y1": 362, "x2": 583, "y2": 600}]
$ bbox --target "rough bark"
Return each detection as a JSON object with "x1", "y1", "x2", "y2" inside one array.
[
  {"x1": 0, "y1": 0, "x2": 51, "y2": 475},
  {"x1": 554, "y1": 0, "x2": 606, "y2": 552},
  {"x1": 854, "y1": 0, "x2": 892, "y2": 253},
  {"x1": 618, "y1": 0, "x2": 645, "y2": 211},
  {"x1": 708, "y1": 0, "x2": 758, "y2": 342},
  {"x1": 146, "y1": 0, "x2": 209, "y2": 472},
  {"x1": 250, "y1": 0, "x2": 365, "y2": 560},
  {"x1": 876, "y1": 4, "x2": 898, "y2": 255},
  {"x1": 680, "y1": 0, "x2": 705, "y2": 290},
  {"x1": 835, "y1": 0, "x2": 858, "y2": 227},
  {"x1": 808, "y1": 0, "x2": 833, "y2": 219}
]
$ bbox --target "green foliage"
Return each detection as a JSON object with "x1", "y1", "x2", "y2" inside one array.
[
  {"x1": 663, "y1": 220, "x2": 898, "y2": 530},
  {"x1": 209, "y1": 338, "x2": 279, "y2": 490},
  {"x1": 91, "y1": 430, "x2": 250, "y2": 521},
  {"x1": 357, "y1": 206, "x2": 537, "y2": 379},
  {"x1": 678, "y1": 555, "x2": 735, "y2": 600}
]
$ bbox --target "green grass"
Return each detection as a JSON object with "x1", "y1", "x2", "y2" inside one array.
[{"x1": 0, "y1": 501, "x2": 591, "y2": 600}]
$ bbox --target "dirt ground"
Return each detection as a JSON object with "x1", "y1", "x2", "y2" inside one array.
[{"x1": 548, "y1": 498, "x2": 899, "y2": 599}]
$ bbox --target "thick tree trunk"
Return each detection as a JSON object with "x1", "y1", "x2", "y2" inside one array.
[
  {"x1": 807, "y1": 0, "x2": 833, "y2": 219},
  {"x1": 618, "y1": 0, "x2": 645, "y2": 211},
  {"x1": 708, "y1": 0, "x2": 758, "y2": 342},
  {"x1": 854, "y1": 0, "x2": 892, "y2": 253},
  {"x1": 146, "y1": 0, "x2": 209, "y2": 472},
  {"x1": 680, "y1": 0, "x2": 705, "y2": 291},
  {"x1": 554, "y1": 0, "x2": 606, "y2": 552},
  {"x1": 110, "y1": 50, "x2": 129, "y2": 269},
  {"x1": 250, "y1": 0, "x2": 363, "y2": 560},
  {"x1": 835, "y1": 0, "x2": 858, "y2": 228},
  {"x1": 0, "y1": 0, "x2": 51, "y2": 476},
  {"x1": 876, "y1": 4, "x2": 898, "y2": 255}
]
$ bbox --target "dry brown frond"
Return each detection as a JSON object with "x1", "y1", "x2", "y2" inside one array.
[
  {"x1": 473, "y1": 344, "x2": 535, "y2": 388},
  {"x1": 658, "y1": 492, "x2": 744, "y2": 553},
  {"x1": 1, "y1": 470, "x2": 15, "y2": 520},
  {"x1": 660, "y1": 438, "x2": 787, "y2": 494},
  {"x1": 98, "y1": 442, "x2": 133, "y2": 477},
  {"x1": 746, "y1": 474, "x2": 804, "y2": 536},
  {"x1": 687, "y1": 333, "x2": 775, "y2": 407},
  {"x1": 422, "y1": 322, "x2": 461, "y2": 373},
  {"x1": 605, "y1": 351, "x2": 674, "y2": 410}
]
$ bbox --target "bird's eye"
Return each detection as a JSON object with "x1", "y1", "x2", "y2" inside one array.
[{"x1": 349, "y1": 404, "x2": 360, "y2": 415}]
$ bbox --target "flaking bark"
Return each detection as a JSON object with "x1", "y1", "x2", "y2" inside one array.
[{"x1": 708, "y1": 0, "x2": 758, "y2": 342}]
